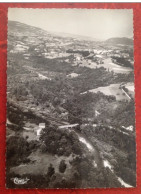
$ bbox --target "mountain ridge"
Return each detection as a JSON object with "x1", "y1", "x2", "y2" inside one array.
[
  {"x1": 105, "y1": 37, "x2": 133, "y2": 45},
  {"x1": 8, "y1": 20, "x2": 133, "y2": 45}
]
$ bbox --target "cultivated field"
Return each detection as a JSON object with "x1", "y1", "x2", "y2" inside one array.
[{"x1": 83, "y1": 83, "x2": 130, "y2": 101}]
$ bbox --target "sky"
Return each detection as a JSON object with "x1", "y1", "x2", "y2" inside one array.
[{"x1": 8, "y1": 8, "x2": 133, "y2": 40}]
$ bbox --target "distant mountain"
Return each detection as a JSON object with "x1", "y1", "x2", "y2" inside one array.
[
  {"x1": 8, "y1": 20, "x2": 49, "y2": 37},
  {"x1": 49, "y1": 31, "x2": 100, "y2": 41},
  {"x1": 8, "y1": 20, "x2": 100, "y2": 42},
  {"x1": 105, "y1": 37, "x2": 133, "y2": 45}
]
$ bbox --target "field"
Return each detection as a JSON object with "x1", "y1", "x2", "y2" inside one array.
[
  {"x1": 83, "y1": 83, "x2": 130, "y2": 101},
  {"x1": 101, "y1": 58, "x2": 132, "y2": 74},
  {"x1": 78, "y1": 58, "x2": 132, "y2": 74},
  {"x1": 125, "y1": 82, "x2": 134, "y2": 98},
  {"x1": 10, "y1": 150, "x2": 74, "y2": 177}
]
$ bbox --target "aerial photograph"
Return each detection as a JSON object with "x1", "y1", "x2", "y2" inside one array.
[{"x1": 6, "y1": 8, "x2": 136, "y2": 188}]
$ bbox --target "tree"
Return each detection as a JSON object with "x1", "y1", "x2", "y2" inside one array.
[
  {"x1": 47, "y1": 164, "x2": 55, "y2": 177},
  {"x1": 59, "y1": 160, "x2": 67, "y2": 173}
]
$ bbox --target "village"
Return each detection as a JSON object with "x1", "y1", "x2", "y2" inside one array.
[
  {"x1": 8, "y1": 20, "x2": 133, "y2": 75},
  {"x1": 9, "y1": 35, "x2": 133, "y2": 71}
]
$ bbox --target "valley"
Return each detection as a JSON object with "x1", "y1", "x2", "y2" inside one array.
[{"x1": 6, "y1": 21, "x2": 136, "y2": 188}]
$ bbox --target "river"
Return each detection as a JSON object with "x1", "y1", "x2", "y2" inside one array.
[
  {"x1": 76, "y1": 132, "x2": 103, "y2": 169},
  {"x1": 76, "y1": 131, "x2": 133, "y2": 188},
  {"x1": 103, "y1": 160, "x2": 133, "y2": 187},
  {"x1": 79, "y1": 136, "x2": 93, "y2": 151}
]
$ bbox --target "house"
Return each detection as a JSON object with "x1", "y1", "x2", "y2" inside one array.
[
  {"x1": 126, "y1": 125, "x2": 133, "y2": 132},
  {"x1": 39, "y1": 123, "x2": 45, "y2": 128},
  {"x1": 36, "y1": 123, "x2": 45, "y2": 136},
  {"x1": 76, "y1": 56, "x2": 81, "y2": 61},
  {"x1": 122, "y1": 125, "x2": 133, "y2": 132},
  {"x1": 95, "y1": 110, "x2": 100, "y2": 117}
]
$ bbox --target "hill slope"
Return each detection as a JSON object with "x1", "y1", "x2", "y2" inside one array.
[{"x1": 106, "y1": 37, "x2": 133, "y2": 45}]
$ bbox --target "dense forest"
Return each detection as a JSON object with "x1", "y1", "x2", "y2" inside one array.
[{"x1": 112, "y1": 56, "x2": 133, "y2": 69}]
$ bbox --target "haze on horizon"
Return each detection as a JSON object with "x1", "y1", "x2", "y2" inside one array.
[{"x1": 8, "y1": 8, "x2": 133, "y2": 40}]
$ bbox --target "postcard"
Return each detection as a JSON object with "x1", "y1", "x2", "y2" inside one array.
[{"x1": 6, "y1": 8, "x2": 136, "y2": 188}]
